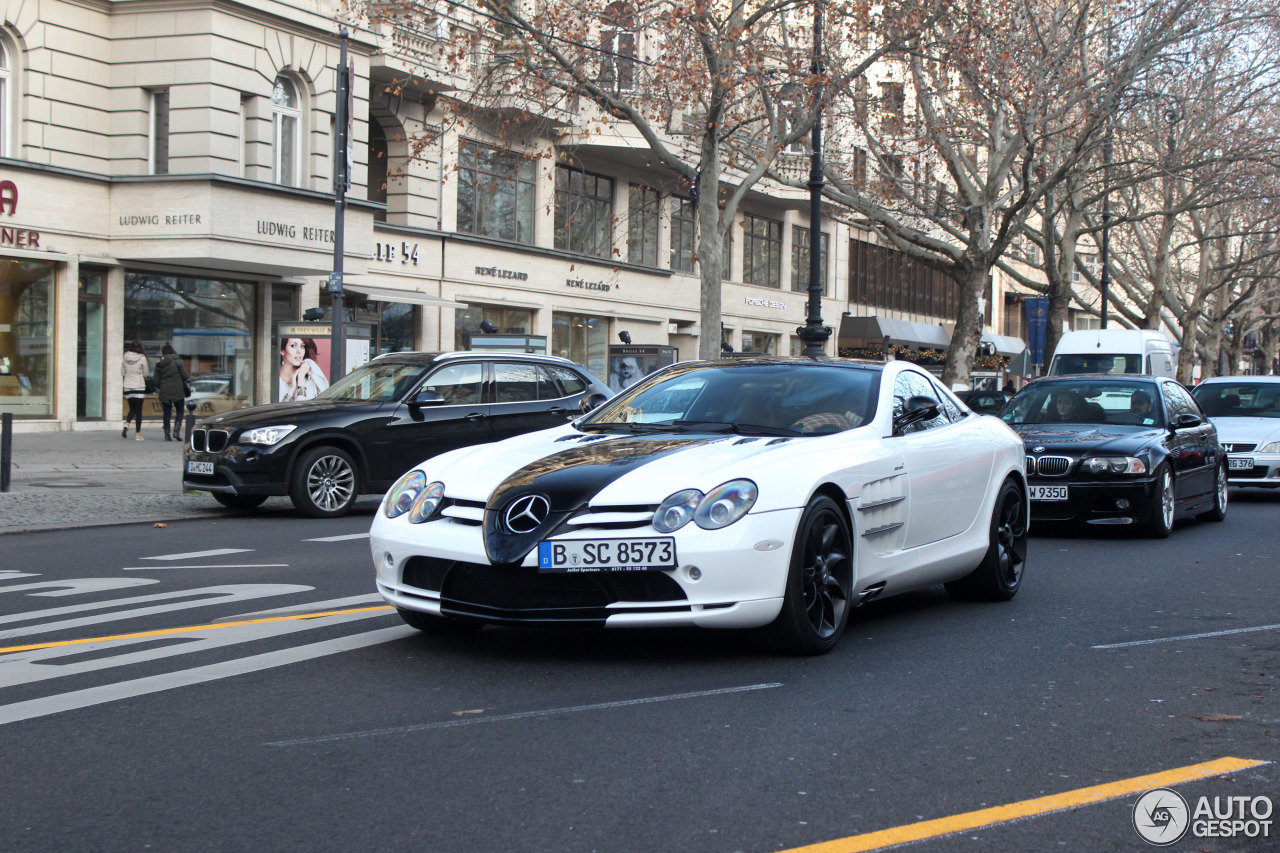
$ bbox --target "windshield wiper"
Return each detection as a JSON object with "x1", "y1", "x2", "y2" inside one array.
[
  {"x1": 672, "y1": 420, "x2": 800, "y2": 437},
  {"x1": 578, "y1": 422, "x2": 673, "y2": 433}
]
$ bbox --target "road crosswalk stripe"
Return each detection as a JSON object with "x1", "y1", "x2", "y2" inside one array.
[{"x1": 140, "y1": 549, "x2": 253, "y2": 561}]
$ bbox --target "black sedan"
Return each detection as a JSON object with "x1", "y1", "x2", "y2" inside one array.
[
  {"x1": 999, "y1": 375, "x2": 1227, "y2": 537},
  {"x1": 955, "y1": 389, "x2": 1011, "y2": 415},
  {"x1": 182, "y1": 352, "x2": 610, "y2": 517}
]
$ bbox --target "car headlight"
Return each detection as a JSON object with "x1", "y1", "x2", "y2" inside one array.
[
  {"x1": 1259, "y1": 441, "x2": 1280, "y2": 453},
  {"x1": 239, "y1": 425, "x2": 297, "y2": 446},
  {"x1": 409, "y1": 482, "x2": 446, "y2": 523},
  {"x1": 384, "y1": 470, "x2": 426, "y2": 518},
  {"x1": 694, "y1": 480, "x2": 758, "y2": 530},
  {"x1": 653, "y1": 489, "x2": 703, "y2": 533},
  {"x1": 1081, "y1": 456, "x2": 1148, "y2": 475}
]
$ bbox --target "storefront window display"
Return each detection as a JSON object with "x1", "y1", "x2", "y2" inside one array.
[
  {"x1": 552, "y1": 312, "x2": 609, "y2": 379},
  {"x1": 0, "y1": 259, "x2": 55, "y2": 417},
  {"x1": 123, "y1": 272, "x2": 256, "y2": 419},
  {"x1": 455, "y1": 305, "x2": 534, "y2": 351},
  {"x1": 78, "y1": 268, "x2": 107, "y2": 419},
  {"x1": 742, "y1": 331, "x2": 779, "y2": 355}
]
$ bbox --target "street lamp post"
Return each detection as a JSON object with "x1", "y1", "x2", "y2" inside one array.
[
  {"x1": 796, "y1": 0, "x2": 832, "y2": 357},
  {"x1": 328, "y1": 29, "x2": 351, "y2": 385}
]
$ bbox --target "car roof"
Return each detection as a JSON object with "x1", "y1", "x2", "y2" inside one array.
[
  {"x1": 367, "y1": 351, "x2": 591, "y2": 369},
  {"x1": 1196, "y1": 375, "x2": 1280, "y2": 385},
  {"x1": 1028, "y1": 373, "x2": 1163, "y2": 385},
  {"x1": 712, "y1": 356, "x2": 886, "y2": 370}
]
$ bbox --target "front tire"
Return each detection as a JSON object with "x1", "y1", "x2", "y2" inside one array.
[
  {"x1": 397, "y1": 607, "x2": 483, "y2": 634},
  {"x1": 766, "y1": 495, "x2": 853, "y2": 655},
  {"x1": 1197, "y1": 462, "x2": 1228, "y2": 522},
  {"x1": 212, "y1": 493, "x2": 268, "y2": 511},
  {"x1": 946, "y1": 478, "x2": 1027, "y2": 602},
  {"x1": 289, "y1": 446, "x2": 359, "y2": 518},
  {"x1": 1146, "y1": 465, "x2": 1175, "y2": 539}
]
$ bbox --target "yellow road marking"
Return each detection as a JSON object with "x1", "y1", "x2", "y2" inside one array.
[
  {"x1": 780, "y1": 756, "x2": 1268, "y2": 853},
  {"x1": 0, "y1": 606, "x2": 395, "y2": 655}
]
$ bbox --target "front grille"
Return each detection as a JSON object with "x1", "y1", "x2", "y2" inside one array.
[
  {"x1": 191, "y1": 429, "x2": 206, "y2": 452},
  {"x1": 1029, "y1": 455, "x2": 1073, "y2": 477},
  {"x1": 207, "y1": 429, "x2": 230, "y2": 452},
  {"x1": 402, "y1": 558, "x2": 688, "y2": 623},
  {"x1": 1221, "y1": 443, "x2": 1257, "y2": 453},
  {"x1": 1232, "y1": 467, "x2": 1268, "y2": 479}
]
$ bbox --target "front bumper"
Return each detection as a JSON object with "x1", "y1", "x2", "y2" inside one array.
[
  {"x1": 1028, "y1": 476, "x2": 1159, "y2": 525},
  {"x1": 370, "y1": 506, "x2": 802, "y2": 629},
  {"x1": 1225, "y1": 452, "x2": 1280, "y2": 487},
  {"x1": 181, "y1": 432, "x2": 293, "y2": 496}
]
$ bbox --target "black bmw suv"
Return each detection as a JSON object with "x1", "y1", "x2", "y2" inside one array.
[{"x1": 182, "y1": 352, "x2": 611, "y2": 517}]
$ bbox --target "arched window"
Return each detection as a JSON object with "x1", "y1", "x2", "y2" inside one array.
[
  {"x1": 0, "y1": 40, "x2": 11, "y2": 158},
  {"x1": 272, "y1": 76, "x2": 300, "y2": 186},
  {"x1": 599, "y1": 2, "x2": 636, "y2": 93}
]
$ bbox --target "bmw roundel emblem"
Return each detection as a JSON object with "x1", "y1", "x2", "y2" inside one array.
[
  {"x1": 503, "y1": 494, "x2": 550, "y2": 534},
  {"x1": 1032, "y1": 446, "x2": 1045, "y2": 453}
]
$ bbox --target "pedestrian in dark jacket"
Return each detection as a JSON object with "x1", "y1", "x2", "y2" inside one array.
[
  {"x1": 121, "y1": 341, "x2": 150, "y2": 440},
  {"x1": 153, "y1": 343, "x2": 190, "y2": 441}
]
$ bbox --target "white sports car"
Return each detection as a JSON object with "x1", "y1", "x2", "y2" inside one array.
[
  {"x1": 1192, "y1": 375, "x2": 1280, "y2": 488},
  {"x1": 370, "y1": 357, "x2": 1029, "y2": 654}
]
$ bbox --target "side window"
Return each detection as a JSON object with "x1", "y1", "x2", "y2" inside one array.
[
  {"x1": 545, "y1": 365, "x2": 587, "y2": 397},
  {"x1": 1161, "y1": 382, "x2": 1189, "y2": 419},
  {"x1": 1171, "y1": 383, "x2": 1201, "y2": 417},
  {"x1": 422, "y1": 362, "x2": 484, "y2": 405},
  {"x1": 893, "y1": 371, "x2": 947, "y2": 432},
  {"x1": 928, "y1": 377, "x2": 965, "y2": 422},
  {"x1": 493, "y1": 362, "x2": 544, "y2": 403}
]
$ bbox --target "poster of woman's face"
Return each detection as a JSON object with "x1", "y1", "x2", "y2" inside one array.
[
  {"x1": 278, "y1": 336, "x2": 331, "y2": 402},
  {"x1": 608, "y1": 352, "x2": 666, "y2": 393}
]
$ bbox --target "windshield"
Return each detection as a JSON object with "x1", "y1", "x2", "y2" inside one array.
[
  {"x1": 1049, "y1": 353, "x2": 1142, "y2": 375},
  {"x1": 1192, "y1": 382, "x2": 1280, "y2": 418},
  {"x1": 580, "y1": 362, "x2": 881, "y2": 436},
  {"x1": 1001, "y1": 381, "x2": 1163, "y2": 427},
  {"x1": 318, "y1": 360, "x2": 430, "y2": 403}
]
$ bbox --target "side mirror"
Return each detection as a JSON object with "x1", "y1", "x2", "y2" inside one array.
[
  {"x1": 410, "y1": 389, "x2": 445, "y2": 408},
  {"x1": 579, "y1": 393, "x2": 609, "y2": 415},
  {"x1": 1172, "y1": 412, "x2": 1203, "y2": 430},
  {"x1": 893, "y1": 395, "x2": 940, "y2": 435}
]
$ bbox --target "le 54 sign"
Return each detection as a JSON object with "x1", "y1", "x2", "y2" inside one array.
[{"x1": 374, "y1": 241, "x2": 420, "y2": 264}]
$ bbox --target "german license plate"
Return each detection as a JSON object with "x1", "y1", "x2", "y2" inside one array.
[
  {"x1": 186, "y1": 460, "x2": 214, "y2": 475},
  {"x1": 1228, "y1": 457, "x2": 1253, "y2": 471},
  {"x1": 1029, "y1": 485, "x2": 1069, "y2": 501},
  {"x1": 538, "y1": 537, "x2": 677, "y2": 572}
]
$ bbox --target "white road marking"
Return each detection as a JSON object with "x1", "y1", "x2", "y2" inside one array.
[
  {"x1": 267, "y1": 683, "x2": 786, "y2": 747},
  {"x1": 122, "y1": 564, "x2": 288, "y2": 571},
  {"x1": 302, "y1": 533, "x2": 370, "y2": 542},
  {"x1": 0, "y1": 578, "x2": 158, "y2": 596},
  {"x1": 0, "y1": 626, "x2": 414, "y2": 726},
  {"x1": 213, "y1": 594, "x2": 384, "y2": 622},
  {"x1": 0, "y1": 572, "x2": 40, "y2": 582},
  {"x1": 0, "y1": 608, "x2": 394, "y2": 687},
  {"x1": 140, "y1": 549, "x2": 253, "y2": 561},
  {"x1": 1093, "y1": 623, "x2": 1280, "y2": 649},
  {"x1": 0, "y1": 584, "x2": 312, "y2": 635}
]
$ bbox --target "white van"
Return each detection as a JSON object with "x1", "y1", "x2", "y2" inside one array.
[{"x1": 1047, "y1": 329, "x2": 1177, "y2": 378}]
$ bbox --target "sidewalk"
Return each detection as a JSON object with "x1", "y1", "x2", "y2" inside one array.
[{"x1": 0, "y1": 427, "x2": 293, "y2": 534}]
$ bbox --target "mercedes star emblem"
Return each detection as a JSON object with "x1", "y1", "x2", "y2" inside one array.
[{"x1": 504, "y1": 494, "x2": 550, "y2": 534}]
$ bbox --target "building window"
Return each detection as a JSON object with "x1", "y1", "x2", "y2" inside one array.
[
  {"x1": 0, "y1": 40, "x2": 11, "y2": 158},
  {"x1": 271, "y1": 77, "x2": 300, "y2": 186},
  {"x1": 1074, "y1": 314, "x2": 1102, "y2": 330},
  {"x1": 0, "y1": 260, "x2": 56, "y2": 417},
  {"x1": 742, "y1": 331, "x2": 778, "y2": 355},
  {"x1": 599, "y1": 2, "x2": 637, "y2": 92},
  {"x1": 791, "y1": 226, "x2": 829, "y2": 295},
  {"x1": 124, "y1": 273, "x2": 258, "y2": 417},
  {"x1": 369, "y1": 121, "x2": 388, "y2": 221},
  {"x1": 78, "y1": 268, "x2": 108, "y2": 419},
  {"x1": 552, "y1": 312, "x2": 609, "y2": 378},
  {"x1": 743, "y1": 214, "x2": 782, "y2": 288},
  {"x1": 671, "y1": 196, "x2": 696, "y2": 272},
  {"x1": 628, "y1": 184, "x2": 659, "y2": 266},
  {"x1": 454, "y1": 304, "x2": 534, "y2": 351},
  {"x1": 555, "y1": 165, "x2": 614, "y2": 258},
  {"x1": 150, "y1": 90, "x2": 170, "y2": 175},
  {"x1": 1072, "y1": 252, "x2": 1098, "y2": 283},
  {"x1": 880, "y1": 81, "x2": 905, "y2": 134},
  {"x1": 457, "y1": 139, "x2": 536, "y2": 244}
]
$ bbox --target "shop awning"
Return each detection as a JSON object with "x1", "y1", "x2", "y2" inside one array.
[
  {"x1": 343, "y1": 283, "x2": 464, "y2": 309},
  {"x1": 837, "y1": 314, "x2": 951, "y2": 350},
  {"x1": 980, "y1": 331, "x2": 1027, "y2": 358}
]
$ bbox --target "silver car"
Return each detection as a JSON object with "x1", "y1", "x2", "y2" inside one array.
[{"x1": 1192, "y1": 376, "x2": 1280, "y2": 488}]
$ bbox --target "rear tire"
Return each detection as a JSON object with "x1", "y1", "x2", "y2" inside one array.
[
  {"x1": 1197, "y1": 462, "x2": 1228, "y2": 522},
  {"x1": 212, "y1": 493, "x2": 268, "y2": 511},
  {"x1": 946, "y1": 478, "x2": 1027, "y2": 602},
  {"x1": 766, "y1": 495, "x2": 853, "y2": 655},
  {"x1": 1146, "y1": 465, "x2": 1175, "y2": 539},
  {"x1": 289, "y1": 446, "x2": 359, "y2": 518},
  {"x1": 397, "y1": 607, "x2": 483, "y2": 634}
]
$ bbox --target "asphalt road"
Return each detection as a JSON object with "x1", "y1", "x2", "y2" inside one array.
[{"x1": 1, "y1": 492, "x2": 1277, "y2": 852}]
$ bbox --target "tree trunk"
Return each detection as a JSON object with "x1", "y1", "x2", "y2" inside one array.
[
  {"x1": 1177, "y1": 307, "x2": 1200, "y2": 385},
  {"x1": 941, "y1": 265, "x2": 988, "y2": 389},
  {"x1": 697, "y1": 141, "x2": 723, "y2": 362}
]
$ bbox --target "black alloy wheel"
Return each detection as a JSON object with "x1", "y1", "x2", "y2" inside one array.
[
  {"x1": 946, "y1": 478, "x2": 1028, "y2": 601},
  {"x1": 768, "y1": 494, "x2": 853, "y2": 655},
  {"x1": 289, "y1": 446, "x2": 359, "y2": 518},
  {"x1": 212, "y1": 493, "x2": 268, "y2": 511}
]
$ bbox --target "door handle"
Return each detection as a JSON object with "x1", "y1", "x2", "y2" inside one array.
[{"x1": 466, "y1": 412, "x2": 487, "y2": 421}]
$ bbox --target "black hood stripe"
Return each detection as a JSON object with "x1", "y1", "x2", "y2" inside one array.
[{"x1": 482, "y1": 434, "x2": 721, "y2": 565}]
